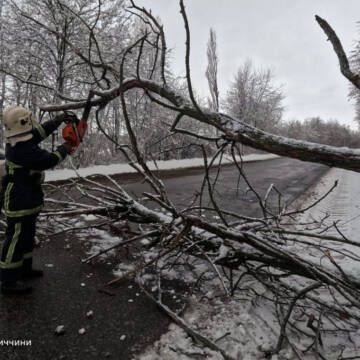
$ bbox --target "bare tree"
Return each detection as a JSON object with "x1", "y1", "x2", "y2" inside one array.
[
  {"x1": 205, "y1": 27, "x2": 219, "y2": 113},
  {"x1": 224, "y1": 59, "x2": 284, "y2": 132},
  {"x1": 350, "y1": 31, "x2": 360, "y2": 127},
  {"x1": 280, "y1": 116, "x2": 360, "y2": 148}
]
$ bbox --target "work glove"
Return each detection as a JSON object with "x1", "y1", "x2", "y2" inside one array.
[
  {"x1": 53, "y1": 113, "x2": 69, "y2": 127},
  {"x1": 61, "y1": 141, "x2": 75, "y2": 155},
  {"x1": 53, "y1": 112, "x2": 78, "y2": 127}
]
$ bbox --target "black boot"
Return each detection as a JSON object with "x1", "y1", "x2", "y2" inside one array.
[
  {"x1": 22, "y1": 268, "x2": 44, "y2": 280},
  {"x1": 1, "y1": 281, "x2": 32, "y2": 295}
]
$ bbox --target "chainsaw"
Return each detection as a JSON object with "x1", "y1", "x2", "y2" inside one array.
[{"x1": 62, "y1": 90, "x2": 95, "y2": 153}]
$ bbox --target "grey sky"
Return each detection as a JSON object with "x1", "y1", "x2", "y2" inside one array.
[{"x1": 135, "y1": 1, "x2": 360, "y2": 129}]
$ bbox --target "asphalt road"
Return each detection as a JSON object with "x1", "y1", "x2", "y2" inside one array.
[
  {"x1": 123, "y1": 157, "x2": 329, "y2": 218},
  {"x1": 0, "y1": 157, "x2": 328, "y2": 360}
]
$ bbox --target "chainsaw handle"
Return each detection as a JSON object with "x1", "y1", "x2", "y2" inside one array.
[{"x1": 63, "y1": 111, "x2": 79, "y2": 125}]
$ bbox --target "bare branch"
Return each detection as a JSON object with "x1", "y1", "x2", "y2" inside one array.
[{"x1": 316, "y1": 15, "x2": 360, "y2": 89}]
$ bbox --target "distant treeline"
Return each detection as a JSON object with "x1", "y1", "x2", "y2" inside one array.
[{"x1": 277, "y1": 117, "x2": 360, "y2": 149}]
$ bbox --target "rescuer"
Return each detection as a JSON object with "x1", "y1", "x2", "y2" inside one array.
[{"x1": 0, "y1": 106, "x2": 73, "y2": 295}]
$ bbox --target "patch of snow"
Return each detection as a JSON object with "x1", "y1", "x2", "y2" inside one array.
[
  {"x1": 113, "y1": 263, "x2": 136, "y2": 277},
  {"x1": 55, "y1": 325, "x2": 65, "y2": 335},
  {"x1": 293, "y1": 168, "x2": 360, "y2": 279},
  {"x1": 81, "y1": 214, "x2": 98, "y2": 221},
  {"x1": 214, "y1": 244, "x2": 230, "y2": 262},
  {"x1": 140, "y1": 238, "x2": 151, "y2": 245},
  {"x1": 84, "y1": 228, "x2": 120, "y2": 259}
]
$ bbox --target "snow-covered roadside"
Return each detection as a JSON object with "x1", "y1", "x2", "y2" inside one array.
[
  {"x1": 294, "y1": 167, "x2": 360, "y2": 240},
  {"x1": 291, "y1": 168, "x2": 360, "y2": 277},
  {"x1": 45, "y1": 153, "x2": 279, "y2": 182},
  {"x1": 131, "y1": 168, "x2": 360, "y2": 360}
]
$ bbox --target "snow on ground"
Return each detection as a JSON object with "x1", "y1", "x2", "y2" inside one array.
[
  {"x1": 294, "y1": 168, "x2": 360, "y2": 276},
  {"x1": 77, "y1": 214, "x2": 122, "y2": 260},
  {"x1": 295, "y1": 167, "x2": 360, "y2": 239},
  {"x1": 136, "y1": 296, "x2": 280, "y2": 360},
  {"x1": 132, "y1": 168, "x2": 360, "y2": 360},
  {"x1": 61, "y1": 156, "x2": 360, "y2": 359},
  {"x1": 45, "y1": 153, "x2": 279, "y2": 182}
]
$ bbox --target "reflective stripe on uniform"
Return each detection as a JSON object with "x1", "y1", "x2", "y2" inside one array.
[
  {"x1": 4, "y1": 159, "x2": 44, "y2": 217},
  {"x1": 5, "y1": 204, "x2": 43, "y2": 218},
  {"x1": 35, "y1": 124, "x2": 46, "y2": 139},
  {"x1": 23, "y1": 252, "x2": 32, "y2": 259},
  {"x1": 5, "y1": 182, "x2": 14, "y2": 212},
  {"x1": 5, "y1": 222, "x2": 21, "y2": 263},
  {"x1": 53, "y1": 151, "x2": 63, "y2": 163},
  {"x1": 5, "y1": 181, "x2": 43, "y2": 217},
  {"x1": 0, "y1": 259, "x2": 23, "y2": 269},
  {"x1": 30, "y1": 169, "x2": 41, "y2": 175},
  {"x1": 6, "y1": 160, "x2": 22, "y2": 175},
  {"x1": 6, "y1": 160, "x2": 23, "y2": 168},
  {"x1": 0, "y1": 222, "x2": 23, "y2": 269}
]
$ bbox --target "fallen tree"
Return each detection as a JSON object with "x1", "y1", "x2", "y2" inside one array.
[{"x1": 3, "y1": 1, "x2": 360, "y2": 358}]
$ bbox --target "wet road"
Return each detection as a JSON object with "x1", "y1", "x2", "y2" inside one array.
[
  {"x1": 123, "y1": 157, "x2": 329, "y2": 218},
  {"x1": 0, "y1": 157, "x2": 328, "y2": 360}
]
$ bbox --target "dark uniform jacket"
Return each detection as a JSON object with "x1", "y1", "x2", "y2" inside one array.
[{"x1": 3, "y1": 120, "x2": 68, "y2": 217}]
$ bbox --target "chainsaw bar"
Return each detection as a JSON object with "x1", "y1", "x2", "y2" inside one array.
[{"x1": 82, "y1": 90, "x2": 95, "y2": 123}]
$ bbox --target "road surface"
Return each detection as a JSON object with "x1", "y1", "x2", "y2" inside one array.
[
  {"x1": 123, "y1": 157, "x2": 329, "y2": 217},
  {"x1": 0, "y1": 157, "x2": 328, "y2": 360}
]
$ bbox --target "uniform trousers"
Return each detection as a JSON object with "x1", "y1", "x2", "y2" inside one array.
[{"x1": 0, "y1": 213, "x2": 38, "y2": 282}]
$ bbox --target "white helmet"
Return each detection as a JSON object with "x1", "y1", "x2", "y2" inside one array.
[{"x1": 3, "y1": 106, "x2": 36, "y2": 145}]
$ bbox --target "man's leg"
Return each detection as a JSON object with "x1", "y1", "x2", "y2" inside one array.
[
  {"x1": 0, "y1": 217, "x2": 32, "y2": 294},
  {"x1": 22, "y1": 213, "x2": 43, "y2": 278}
]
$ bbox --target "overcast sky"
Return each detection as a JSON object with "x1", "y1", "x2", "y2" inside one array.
[{"x1": 135, "y1": 0, "x2": 360, "y2": 129}]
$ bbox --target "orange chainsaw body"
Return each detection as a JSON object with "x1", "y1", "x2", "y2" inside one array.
[{"x1": 62, "y1": 119, "x2": 88, "y2": 148}]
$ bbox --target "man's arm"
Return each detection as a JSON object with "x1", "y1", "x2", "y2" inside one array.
[
  {"x1": 32, "y1": 114, "x2": 69, "y2": 144},
  {"x1": 21, "y1": 143, "x2": 72, "y2": 171}
]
